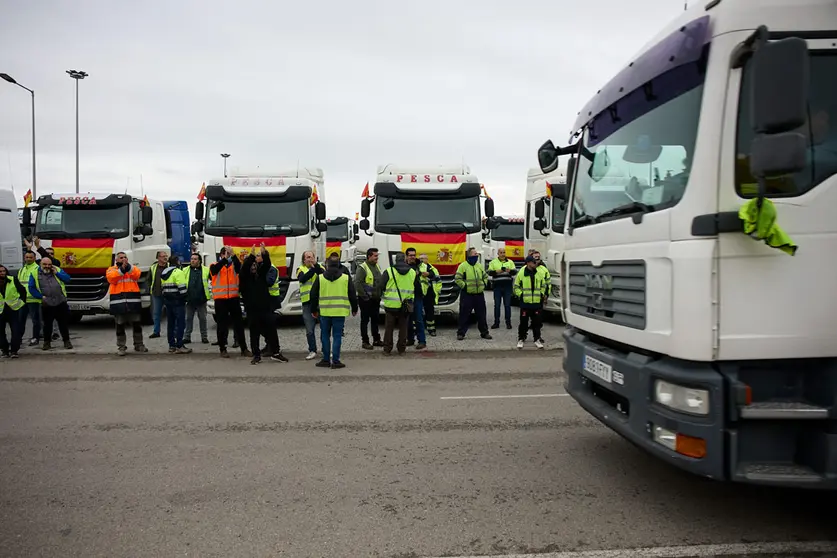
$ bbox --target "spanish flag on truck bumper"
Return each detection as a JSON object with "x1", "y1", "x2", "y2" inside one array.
[
  {"x1": 51, "y1": 238, "x2": 115, "y2": 274},
  {"x1": 223, "y1": 236, "x2": 287, "y2": 276},
  {"x1": 400, "y1": 232, "x2": 466, "y2": 275}
]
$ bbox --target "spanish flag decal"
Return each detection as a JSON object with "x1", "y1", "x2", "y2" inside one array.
[
  {"x1": 222, "y1": 236, "x2": 288, "y2": 276},
  {"x1": 400, "y1": 232, "x2": 466, "y2": 275},
  {"x1": 51, "y1": 238, "x2": 115, "y2": 274},
  {"x1": 505, "y1": 241, "x2": 525, "y2": 261}
]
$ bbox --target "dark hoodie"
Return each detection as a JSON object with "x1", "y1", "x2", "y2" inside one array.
[
  {"x1": 239, "y1": 251, "x2": 272, "y2": 310},
  {"x1": 309, "y1": 260, "x2": 358, "y2": 315},
  {"x1": 375, "y1": 255, "x2": 415, "y2": 309}
]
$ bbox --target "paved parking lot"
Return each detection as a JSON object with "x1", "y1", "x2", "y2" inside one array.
[{"x1": 14, "y1": 293, "x2": 565, "y2": 356}]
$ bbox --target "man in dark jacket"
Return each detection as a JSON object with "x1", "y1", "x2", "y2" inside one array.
[
  {"x1": 513, "y1": 255, "x2": 547, "y2": 350},
  {"x1": 183, "y1": 253, "x2": 211, "y2": 345},
  {"x1": 0, "y1": 264, "x2": 27, "y2": 358},
  {"x1": 209, "y1": 247, "x2": 251, "y2": 358},
  {"x1": 240, "y1": 243, "x2": 287, "y2": 364}
]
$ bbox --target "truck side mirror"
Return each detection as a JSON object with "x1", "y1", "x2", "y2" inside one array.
[
  {"x1": 316, "y1": 221, "x2": 328, "y2": 233},
  {"x1": 484, "y1": 198, "x2": 494, "y2": 218},
  {"x1": 354, "y1": 234, "x2": 360, "y2": 242},
  {"x1": 191, "y1": 221, "x2": 203, "y2": 234},
  {"x1": 315, "y1": 201, "x2": 326, "y2": 221},
  {"x1": 141, "y1": 205, "x2": 153, "y2": 225},
  {"x1": 533, "y1": 220, "x2": 545, "y2": 231},
  {"x1": 141, "y1": 225, "x2": 153, "y2": 235},
  {"x1": 195, "y1": 201, "x2": 204, "y2": 221},
  {"x1": 359, "y1": 219, "x2": 370, "y2": 231},
  {"x1": 534, "y1": 199, "x2": 545, "y2": 219},
  {"x1": 353, "y1": 223, "x2": 359, "y2": 235},
  {"x1": 22, "y1": 207, "x2": 31, "y2": 226},
  {"x1": 360, "y1": 198, "x2": 371, "y2": 218},
  {"x1": 538, "y1": 139, "x2": 560, "y2": 173}
]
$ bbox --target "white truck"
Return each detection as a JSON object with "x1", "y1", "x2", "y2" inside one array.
[
  {"x1": 358, "y1": 164, "x2": 494, "y2": 316},
  {"x1": 193, "y1": 169, "x2": 329, "y2": 317},
  {"x1": 325, "y1": 216, "x2": 359, "y2": 273},
  {"x1": 538, "y1": 0, "x2": 837, "y2": 488},
  {"x1": 523, "y1": 167, "x2": 567, "y2": 316},
  {"x1": 0, "y1": 189, "x2": 22, "y2": 274},
  {"x1": 22, "y1": 193, "x2": 165, "y2": 323}
]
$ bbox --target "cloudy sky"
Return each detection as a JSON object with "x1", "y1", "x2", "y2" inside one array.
[{"x1": 1, "y1": 0, "x2": 685, "y2": 217}]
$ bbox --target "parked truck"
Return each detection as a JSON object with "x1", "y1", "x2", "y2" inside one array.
[
  {"x1": 358, "y1": 164, "x2": 494, "y2": 316},
  {"x1": 325, "y1": 216, "x2": 359, "y2": 273},
  {"x1": 22, "y1": 193, "x2": 166, "y2": 323},
  {"x1": 538, "y1": 0, "x2": 837, "y2": 488},
  {"x1": 192, "y1": 169, "x2": 329, "y2": 317}
]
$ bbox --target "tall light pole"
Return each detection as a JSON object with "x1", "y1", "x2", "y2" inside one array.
[
  {"x1": 221, "y1": 153, "x2": 230, "y2": 178},
  {"x1": 0, "y1": 73, "x2": 36, "y2": 200},
  {"x1": 66, "y1": 69, "x2": 88, "y2": 193}
]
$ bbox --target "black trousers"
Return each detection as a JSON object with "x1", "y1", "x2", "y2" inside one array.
[
  {"x1": 42, "y1": 302, "x2": 71, "y2": 343},
  {"x1": 518, "y1": 306, "x2": 543, "y2": 341},
  {"x1": 0, "y1": 308, "x2": 23, "y2": 354},
  {"x1": 249, "y1": 308, "x2": 279, "y2": 357},
  {"x1": 457, "y1": 292, "x2": 488, "y2": 336},
  {"x1": 359, "y1": 297, "x2": 381, "y2": 343},
  {"x1": 215, "y1": 298, "x2": 247, "y2": 352}
]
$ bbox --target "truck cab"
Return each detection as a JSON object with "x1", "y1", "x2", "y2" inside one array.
[
  {"x1": 539, "y1": 0, "x2": 837, "y2": 488},
  {"x1": 358, "y1": 164, "x2": 494, "y2": 316},
  {"x1": 325, "y1": 216, "x2": 359, "y2": 273},
  {"x1": 193, "y1": 169, "x2": 328, "y2": 317},
  {"x1": 24, "y1": 193, "x2": 165, "y2": 322},
  {"x1": 0, "y1": 189, "x2": 22, "y2": 274},
  {"x1": 163, "y1": 200, "x2": 191, "y2": 263}
]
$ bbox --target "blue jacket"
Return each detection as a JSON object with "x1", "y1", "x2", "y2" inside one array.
[{"x1": 28, "y1": 269, "x2": 71, "y2": 300}]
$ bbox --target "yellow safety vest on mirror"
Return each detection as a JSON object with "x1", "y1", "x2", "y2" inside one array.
[
  {"x1": 317, "y1": 274, "x2": 350, "y2": 317},
  {"x1": 382, "y1": 268, "x2": 416, "y2": 310}
]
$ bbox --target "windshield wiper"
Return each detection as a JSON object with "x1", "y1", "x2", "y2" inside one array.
[
  {"x1": 434, "y1": 222, "x2": 470, "y2": 232},
  {"x1": 571, "y1": 215, "x2": 597, "y2": 228},
  {"x1": 594, "y1": 201, "x2": 655, "y2": 224}
]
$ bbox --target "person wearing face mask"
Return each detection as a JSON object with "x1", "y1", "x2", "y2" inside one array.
[
  {"x1": 310, "y1": 253, "x2": 358, "y2": 368},
  {"x1": 0, "y1": 264, "x2": 27, "y2": 358},
  {"x1": 240, "y1": 243, "x2": 287, "y2": 365},
  {"x1": 28, "y1": 257, "x2": 73, "y2": 351},
  {"x1": 514, "y1": 256, "x2": 547, "y2": 350},
  {"x1": 296, "y1": 250, "x2": 324, "y2": 360},
  {"x1": 454, "y1": 247, "x2": 492, "y2": 341}
]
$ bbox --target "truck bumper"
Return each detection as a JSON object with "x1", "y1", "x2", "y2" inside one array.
[
  {"x1": 68, "y1": 295, "x2": 151, "y2": 315},
  {"x1": 563, "y1": 327, "x2": 837, "y2": 489}
]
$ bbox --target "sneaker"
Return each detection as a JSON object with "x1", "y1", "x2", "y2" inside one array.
[
  {"x1": 29, "y1": 338, "x2": 39, "y2": 347},
  {"x1": 362, "y1": 342, "x2": 374, "y2": 350},
  {"x1": 134, "y1": 345, "x2": 149, "y2": 353},
  {"x1": 0, "y1": 353, "x2": 9, "y2": 359},
  {"x1": 240, "y1": 349, "x2": 253, "y2": 358},
  {"x1": 220, "y1": 350, "x2": 230, "y2": 359},
  {"x1": 506, "y1": 323, "x2": 513, "y2": 329},
  {"x1": 117, "y1": 347, "x2": 128, "y2": 357},
  {"x1": 149, "y1": 333, "x2": 160, "y2": 339},
  {"x1": 315, "y1": 359, "x2": 331, "y2": 368},
  {"x1": 517, "y1": 340, "x2": 524, "y2": 350},
  {"x1": 270, "y1": 352, "x2": 289, "y2": 363},
  {"x1": 10, "y1": 353, "x2": 19, "y2": 359},
  {"x1": 481, "y1": 333, "x2": 493, "y2": 340},
  {"x1": 250, "y1": 355, "x2": 261, "y2": 365},
  {"x1": 491, "y1": 323, "x2": 500, "y2": 329},
  {"x1": 535, "y1": 340, "x2": 545, "y2": 350},
  {"x1": 168, "y1": 347, "x2": 177, "y2": 353},
  {"x1": 176, "y1": 347, "x2": 193, "y2": 354},
  {"x1": 416, "y1": 343, "x2": 427, "y2": 350},
  {"x1": 372, "y1": 340, "x2": 384, "y2": 347},
  {"x1": 201, "y1": 338, "x2": 210, "y2": 344},
  {"x1": 63, "y1": 341, "x2": 73, "y2": 350},
  {"x1": 538, "y1": 337, "x2": 545, "y2": 344},
  {"x1": 41, "y1": 343, "x2": 51, "y2": 351},
  {"x1": 305, "y1": 351, "x2": 317, "y2": 361},
  {"x1": 456, "y1": 334, "x2": 465, "y2": 341},
  {"x1": 331, "y1": 361, "x2": 346, "y2": 369}
]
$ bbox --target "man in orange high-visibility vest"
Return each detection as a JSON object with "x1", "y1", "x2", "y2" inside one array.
[{"x1": 106, "y1": 251, "x2": 148, "y2": 356}]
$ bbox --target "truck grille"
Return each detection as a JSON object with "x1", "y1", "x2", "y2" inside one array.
[
  {"x1": 66, "y1": 274, "x2": 109, "y2": 302},
  {"x1": 567, "y1": 260, "x2": 646, "y2": 329},
  {"x1": 437, "y1": 274, "x2": 460, "y2": 306}
]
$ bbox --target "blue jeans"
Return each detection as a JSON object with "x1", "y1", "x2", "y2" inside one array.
[
  {"x1": 493, "y1": 282, "x2": 513, "y2": 325},
  {"x1": 407, "y1": 296, "x2": 426, "y2": 344},
  {"x1": 302, "y1": 303, "x2": 318, "y2": 353},
  {"x1": 151, "y1": 295, "x2": 164, "y2": 335},
  {"x1": 319, "y1": 315, "x2": 345, "y2": 362},
  {"x1": 164, "y1": 301, "x2": 186, "y2": 348},
  {"x1": 20, "y1": 302, "x2": 42, "y2": 341}
]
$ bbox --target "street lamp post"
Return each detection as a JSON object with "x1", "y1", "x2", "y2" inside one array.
[
  {"x1": 66, "y1": 69, "x2": 88, "y2": 194},
  {"x1": 0, "y1": 73, "x2": 36, "y2": 200},
  {"x1": 221, "y1": 153, "x2": 230, "y2": 178}
]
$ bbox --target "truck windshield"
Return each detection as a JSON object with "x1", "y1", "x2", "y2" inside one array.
[
  {"x1": 374, "y1": 197, "x2": 480, "y2": 234},
  {"x1": 205, "y1": 199, "x2": 309, "y2": 236},
  {"x1": 326, "y1": 223, "x2": 349, "y2": 242},
  {"x1": 35, "y1": 205, "x2": 130, "y2": 239},
  {"x1": 491, "y1": 222, "x2": 523, "y2": 241},
  {"x1": 571, "y1": 64, "x2": 705, "y2": 228}
]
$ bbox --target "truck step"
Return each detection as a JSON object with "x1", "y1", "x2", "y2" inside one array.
[
  {"x1": 736, "y1": 462, "x2": 824, "y2": 484},
  {"x1": 739, "y1": 400, "x2": 830, "y2": 420}
]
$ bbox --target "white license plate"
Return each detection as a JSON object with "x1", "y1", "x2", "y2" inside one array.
[
  {"x1": 70, "y1": 304, "x2": 91, "y2": 311},
  {"x1": 583, "y1": 354, "x2": 613, "y2": 384}
]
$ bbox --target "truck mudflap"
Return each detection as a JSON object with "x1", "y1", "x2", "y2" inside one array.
[{"x1": 563, "y1": 327, "x2": 837, "y2": 489}]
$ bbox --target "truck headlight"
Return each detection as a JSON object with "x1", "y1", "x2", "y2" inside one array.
[
  {"x1": 654, "y1": 380, "x2": 709, "y2": 415},
  {"x1": 551, "y1": 286, "x2": 560, "y2": 298},
  {"x1": 288, "y1": 289, "x2": 301, "y2": 302}
]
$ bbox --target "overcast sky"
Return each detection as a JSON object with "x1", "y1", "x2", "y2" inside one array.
[{"x1": 1, "y1": 0, "x2": 685, "y2": 217}]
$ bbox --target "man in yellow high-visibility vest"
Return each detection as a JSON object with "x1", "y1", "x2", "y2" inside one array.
[{"x1": 310, "y1": 255, "x2": 358, "y2": 368}]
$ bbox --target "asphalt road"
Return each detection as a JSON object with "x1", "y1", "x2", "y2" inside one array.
[{"x1": 1, "y1": 355, "x2": 835, "y2": 558}]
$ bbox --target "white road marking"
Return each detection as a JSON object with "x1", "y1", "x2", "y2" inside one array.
[
  {"x1": 424, "y1": 540, "x2": 837, "y2": 558},
  {"x1": 440, "y1": 394, "x2": 569, "y2": 400}
]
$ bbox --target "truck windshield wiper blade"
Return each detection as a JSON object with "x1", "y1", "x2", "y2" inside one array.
[
  {"x1": 572, "y1": 215, "x2": 597, "y2": 228},
  {"x1": 594, "y1": 201, "x2": 655, "y2": 223},
  {"x1": 435, "y1": 222, "x2": 469, "y2": 231}
]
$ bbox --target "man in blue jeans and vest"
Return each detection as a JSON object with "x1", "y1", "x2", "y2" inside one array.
[
  {"x1": 310, "y1": 256, "x2": 358, "y2": 369},
  {"x1": 405, "y1": 247, "x2": 434, "y2": 351}
]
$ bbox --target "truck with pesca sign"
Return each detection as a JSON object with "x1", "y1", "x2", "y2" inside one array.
[
  {"x1": 358, "y1": 164, "x2": 494, "y2": 316},
  {"x1": 192, "y1": 168, "x2": 329, "y2": 317},
  {"x1": 22, "y1": 193, "x2": 168, "y2": 323}
]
